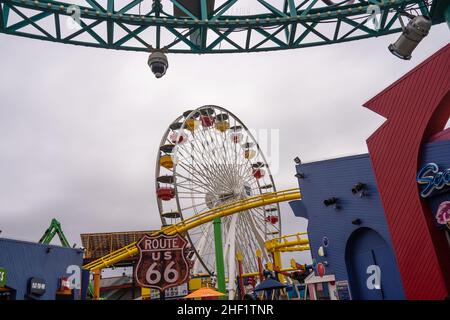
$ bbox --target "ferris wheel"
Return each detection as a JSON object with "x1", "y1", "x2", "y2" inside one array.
[{"x1": 155, "y1": 105, "x2": 281, "y2": 296}]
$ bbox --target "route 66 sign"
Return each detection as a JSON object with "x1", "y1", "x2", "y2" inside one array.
[{"x1": 135, "y1": 234, "x2": 190, "y2": 291}]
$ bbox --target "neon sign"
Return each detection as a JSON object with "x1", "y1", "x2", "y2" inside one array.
[
  {"x1": 416, "y1": 163, "x2": 450, "y2": 198},
  {"x1": 436, "y1": 201, "x2": 450, "y2": 229}
]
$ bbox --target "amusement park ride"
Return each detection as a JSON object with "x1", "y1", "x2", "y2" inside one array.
[{"x1": 1, "y1": 0, "x2": 448, "y2": 300}]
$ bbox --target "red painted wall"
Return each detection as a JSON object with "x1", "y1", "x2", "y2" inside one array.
[{"x1": 364, "y1": 44, "x2": 450, "y2": 299}]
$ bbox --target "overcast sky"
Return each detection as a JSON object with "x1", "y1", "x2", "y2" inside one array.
[{"x1": 0, "y1": 7, "x2": 448, "y2": 268}]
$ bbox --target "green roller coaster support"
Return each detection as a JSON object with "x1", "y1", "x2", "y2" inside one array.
[
  {"x1": 0, "y1": 0, "x2": 445, "y2": 54},
  {"x1": 39, "y1": 218, "x2": 71, "y2": 247},
  {"x1": 213, "y1": 217, "x2": 226, "y2": 294}
]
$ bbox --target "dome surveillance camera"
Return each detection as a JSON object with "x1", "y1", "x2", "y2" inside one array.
[{"x1": 148, "y1": 51, "x2": 168, "y2": 78}]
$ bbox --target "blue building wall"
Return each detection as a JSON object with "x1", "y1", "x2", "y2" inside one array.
[
  {"x1": 0, "y1": 238, "x2": 84, "y2": 300},
  {"x1": 291, "y1": 153, "x2": 405, "y2": 299},
  {"x1": 290, "y1": 139, "x2": 450, "y2": 300}
]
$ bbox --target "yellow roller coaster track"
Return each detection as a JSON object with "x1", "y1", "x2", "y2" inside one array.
[
  {"x1": 265, "y1": 232, "x2": 310, "y2": 252},
  {"x1": 83, "y1": 188, "x2": 301, "y2": 271}
]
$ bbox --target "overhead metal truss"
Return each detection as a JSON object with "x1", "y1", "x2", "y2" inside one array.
[{"x1": 0, "y1": 0, "x2": 440, "y2": 53}]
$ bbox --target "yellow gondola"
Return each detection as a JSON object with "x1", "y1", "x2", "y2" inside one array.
[
  {"x1": 160, "y1": 155, "x2": 174, "y2": 169},
  {"x1": 215, "y1": 120, "x2": 230, "y2": 132},
  {"x1": 185, "y1": 118, "x2": 200, "y2": 131},
  {"x1": 244, "y1": 149, "x2": 256, "y2": 159}
]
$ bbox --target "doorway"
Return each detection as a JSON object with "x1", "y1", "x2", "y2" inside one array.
[{"x1": 345, "y1": 227, "x2": 405, "y2": 300}]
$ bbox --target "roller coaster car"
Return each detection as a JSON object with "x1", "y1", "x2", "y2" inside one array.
[{"x1": 174, "y1": 0, "x2": 215, "y2": 18}]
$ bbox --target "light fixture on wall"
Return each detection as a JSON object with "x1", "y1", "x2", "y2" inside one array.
[
  {"x1": 318, "y1": 246, "x2": 327, "y2": 257},
  {"x1": 324, "y1": 197, "x2": 340, "y2": 210},
  {"x1": 352, "y1": 182, "x2": 367, "y2": 197}
]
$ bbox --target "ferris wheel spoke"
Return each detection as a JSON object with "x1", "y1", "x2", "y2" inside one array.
[
  {"x1": 196, "y1": 126, "x2": 245, "y2": 187},
  {"x1": 235, "y1": 216, "x2": 257, "y2": 272},
  {"x1": 177, "y1": 140, "x2": 217, "y2": 171},
  {"x1": 197, "y1": 128, "x2": 236, "y2": 179},
  {"x1": 174, "y1": 161, "x2": 217, "y2": 192},
  {"x1": 175, "y1": 180, "x2": 211, "y2": 193},
  {"x1": 177, "y1": 196, "x2": 208, "y2": 199},
  {"x1": 191, "y1": 224, "x2": 213, "y2": 274},
  {"x1": 248, "y1": 208, "x2": 268, "y2": 226},
  {"x1": 210, "y1": 126, "x2": 235, "y2": 170},
  {"x1": 244, "y1": 213, "x2": 270, "y2": 254},
  {"x1": 165, "y1": 160, "x2": 215, "y2": 191},
  {"x1": 188, "y1": 130, "x2": 219, "y2": 166},
  {"x1": 175, "y1": 183, "x2": 210, "y2": 195},
  {"x1": 179, "y1": 201, "x2": 209, "y2": 214},
  {"x1": 179, "y1": 151, "x2": 233, "y2": 191},
  {"x1": 174, "y1": 175, "x2": 216, "y2": 197},
  {"x1": 174, "y1": 146, "x2": 217, "y2": 181}
]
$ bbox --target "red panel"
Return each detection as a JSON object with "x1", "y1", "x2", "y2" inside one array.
[
  {"x1": 364, "y1": 44, "x2": 450, "y2": 300},
  {"x1": 428, "y1": 127, "x2": 450, "y2": 142}
]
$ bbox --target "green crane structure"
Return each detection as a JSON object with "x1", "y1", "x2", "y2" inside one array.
[
  {"x1": 38, "y1": 219, "x2": 97, "y2": 298},
  {"x1": 38, "y1": 218, "x2": 71, "y2": 247}
]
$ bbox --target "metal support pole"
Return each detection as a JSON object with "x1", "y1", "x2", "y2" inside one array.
[
  {"x1": 93, "y1": 269, "x2": 101, "y2": 300},
  {"x1": 256, "y1": 249, "x2": 264, "y2": 282},
  {"x1": 272, "y1": 251, "x2": 286, "y2": 284},
  {"x1": 213, "y1": 217, "x2": 226, "y2": 294},
  {"x1": 236, "y1": 252, "x2": 245, "y2": 299},
  {"x1": 131, "y1": 264, "x2": 136, "y2": 300}
]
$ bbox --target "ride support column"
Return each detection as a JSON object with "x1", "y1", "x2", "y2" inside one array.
[
  {"x1": 272, "y1": 251, "x2": 286, "y2": 283},
  {"x1": 236, "y1": 252, "x2": 245, "y2": 299},
  {"x1": 256, "y1": 249, "x2": 264, "y2": 282},
  {"x1": 93, "y1": 269, "x2": 101, "y2": 300},
  {"x1": 213, "y1": 217, "x2": 226, "y2": 294}
]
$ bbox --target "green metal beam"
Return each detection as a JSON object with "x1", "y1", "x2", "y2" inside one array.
[
  {"x1": 1, "y1": 3, "x2": 10, "y2": 28},
  {"x1": 213, "y1": 217, "x2": 226, "y2": 294},
  {"x1": 107, "y1": 0, "x2": 114, "y2": 45},
  {"x1": 0, "y1": 0, "x2": 444, "y2": 54}
]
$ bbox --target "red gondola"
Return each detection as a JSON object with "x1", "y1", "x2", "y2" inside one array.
[
  {"x1": 157, "y1": 187, "x2": 175, "y2": 201},
  {"x1": 200, "y1": 115, "x2": 215, "y2": 127},
  {"x1": 265, "y1": 215, "x2": 279, "y2": 224},
  {"x1": 252, "y1": 168, "x2": 265, "y2": 179},
  {"x1": 230, "y1": 132, "x2": 242, "y2": 143}
]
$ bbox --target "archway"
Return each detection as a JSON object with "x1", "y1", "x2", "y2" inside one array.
[{"x1": 345, "y1": 227, "x2": 404, "y2": 300}]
